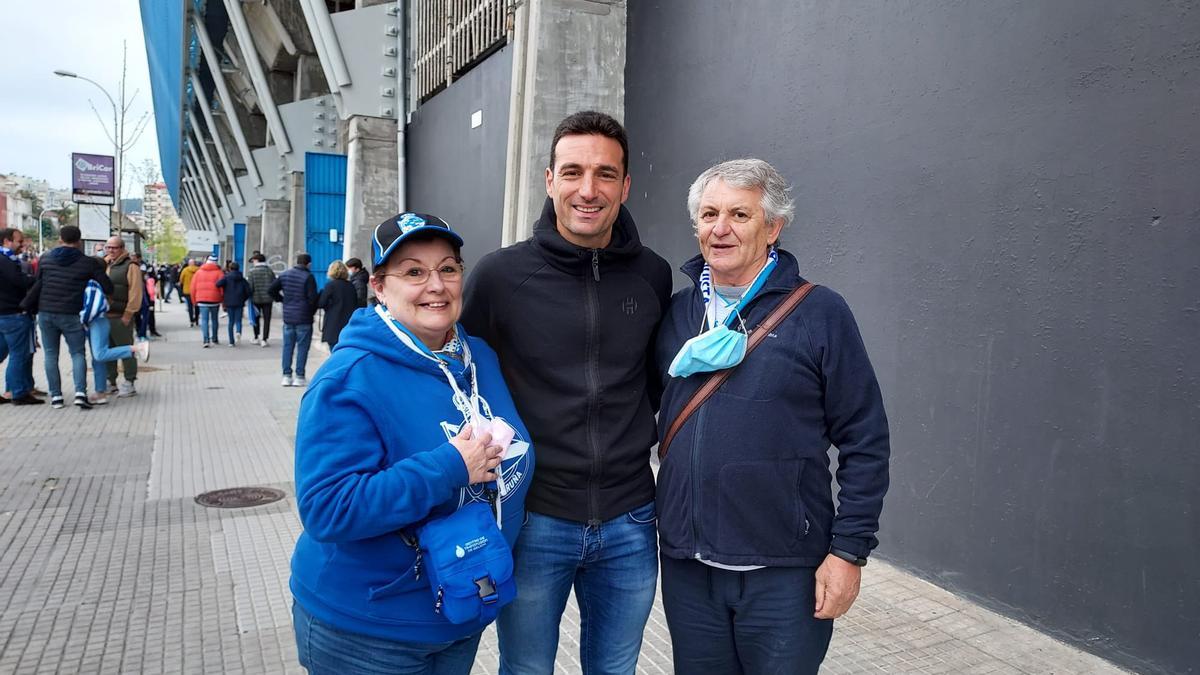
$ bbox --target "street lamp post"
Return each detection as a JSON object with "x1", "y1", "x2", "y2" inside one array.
[
  {"x1": 53, "y1": 69, "x2": 122, "y2": 232},
  {"x1": 36, "y1": 207, "x2": 64, "y2": 255}
]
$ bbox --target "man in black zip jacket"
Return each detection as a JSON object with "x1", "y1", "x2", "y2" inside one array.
[
  {"x1": 30, "y1": 226, "x2": 113, "y2": 409},
  {"x1": 462, "y1": 111, "x2": 672, "y2": 675}
]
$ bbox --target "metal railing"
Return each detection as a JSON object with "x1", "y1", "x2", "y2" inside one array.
[{"x1": 411, "y1": 0, "x2": 511, "y2": 103}]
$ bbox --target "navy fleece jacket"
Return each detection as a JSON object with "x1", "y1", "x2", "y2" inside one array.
[{"x1": 655, "y1": 249, "x2": 890, "y2": 567}]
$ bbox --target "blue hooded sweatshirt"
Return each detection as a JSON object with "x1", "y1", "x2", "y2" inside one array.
[{"x1": 290, "y1": 307, "x2": 534, "y2": 643}]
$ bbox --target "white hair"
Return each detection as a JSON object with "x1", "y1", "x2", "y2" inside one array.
[{"x1": 686, "y1": 158, "x2": 795, "y2": 230}]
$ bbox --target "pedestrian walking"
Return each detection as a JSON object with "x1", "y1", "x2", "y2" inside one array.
[
  {"x1": 179, "y1": 259, "x2": 199, "y2": 326},
  {"x1": 345, "y1": 257, "x2": 369, "y2": 308},
  {"x1": 81, "y1": 279, "x2": 149, "y2": 406},
  {"x1": 216, "y1": 261, "x2": 251, "y2": 346},
  {"x1": 317, "y1": 260, "x2": 357, "y2": 349},
  {"x1": 28, "y1": 225, "x2": 114, "y2": 409},
  {"x1": 190, "y1": 256, "x2": 224, "y2": 347},
  {"x1": 269, "y1": 253, "x2": 317, "y2": 386},
  {"x1": 0, "y1": 228, "x2": 42, "y2": 406},
  {"x1": 246, "y1": 253, "x2": 276, "y2": 346},
  {"x1": 102, "y1": 236, "x2": 144, "y2": 398}
]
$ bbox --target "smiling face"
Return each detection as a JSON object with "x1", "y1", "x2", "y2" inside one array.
[
  {"x1": 695, "y1": 179, "x2": 784, "y2": 286},
  {"x1": 370, "y1": 237, "x2": 463, "y2": 350},
  {"x1": 545, "y1": 133, "x2": 631, "y2": 249}
]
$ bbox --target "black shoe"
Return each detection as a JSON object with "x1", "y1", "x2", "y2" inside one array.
[
  {"x1": 13, "y1": 394, "x2": 45, "y2": 406},
  {"x1": 0, "y1": 397, "x2": 9, "y2": 405},
  {"x1": 73, "y1": 394, "x2": 93, "y2": 410}
]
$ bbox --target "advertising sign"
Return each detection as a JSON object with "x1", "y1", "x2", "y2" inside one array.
[
  {"x1": 71, "y1": 153, "x2": 116, "y2": 205},
  {"x1": 78, "y1": 204, "x2": 111, "y2": 240}
]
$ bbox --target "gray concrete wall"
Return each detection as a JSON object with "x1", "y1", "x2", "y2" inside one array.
[
  {"x1": 341, "y1": 115, "x2": 398, "y2": 266},
  {"x1": 405, "y1": 46, "x2": 512, "y2": 270},
  {"x1": 503, "y1": 0, "x2": 626, "y2": 242},
  {"x1": 624, "y1": 2, "x2": 1200, "y2": 673},
  {"x1": 260, "y1": 198, "x2": 290, "y2": 260}
]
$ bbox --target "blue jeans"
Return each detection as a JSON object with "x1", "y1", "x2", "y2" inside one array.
[
  {"x1": 198, "y1": 304, "x2": 220, "y2": 344},
  {"x1": 87, "y1": 317, "x2": 133, "y2": 393},
  {"x1": 293, "y1": 602, "x2": 482, "y2": 675},
  {"x1": 497, "y1": 502, "x2": 658, "y2": 675},
  {"x1": 0, "y1": 313, "x2": 34, "y2": 397},
  {"x1": 227, "y1": 305, "x2": 243, "y2": 344},
  {"x1": 282, "y1": 322, "x2": 312, "y2": 377},
  {"x1": 38, "y1": 312, "x2": 89, "y2": 398},
  {"x1": 659, "y1": 556, "x2": 833, "y2": 675}
]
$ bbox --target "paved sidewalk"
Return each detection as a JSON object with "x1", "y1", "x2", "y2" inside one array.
[{"x1": 0, "y1": 302, "x2": 1131, "y2": 674}]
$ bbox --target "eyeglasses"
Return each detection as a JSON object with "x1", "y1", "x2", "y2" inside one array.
[
  {"x1": 377, "y1": 262, "x2": 465, "y2": 285},
  {"x1": 103, "y1": 245, "x2": 123, "y2": 250}
]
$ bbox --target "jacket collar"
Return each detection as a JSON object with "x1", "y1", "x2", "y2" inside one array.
[
  {"x1": 680, "y1": 247, "x2": 805, "y2": 297},
  {"x1": 531, "y1": 197, "x2": 645, "y2": 274}
]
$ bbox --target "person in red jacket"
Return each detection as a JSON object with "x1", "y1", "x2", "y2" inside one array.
[{"x1": 190, "y1": 255, "x2": 225, "y2": 348}]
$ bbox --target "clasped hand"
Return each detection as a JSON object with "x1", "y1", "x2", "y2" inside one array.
[{"x1": 451, "y1": 424, "x2": 505, "y2": 485}]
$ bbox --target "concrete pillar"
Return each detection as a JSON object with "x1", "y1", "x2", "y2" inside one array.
[
  {"x1": 261, "y1": 198, "x2": 291, "y2": 265},
  {"x1": 246, "y1": 216, "x2": 263, "y2": 255},
  {"x1": 341, "y1": 115, "x2": 398, "y2": 265},
  {"x1": 502, "y1": 0, "x2": 627, "y2": 244},
  {"x1": 287, "y1": 172, "x2": 306, "y2": 263},
  {"x1": 294, "y1": 54, "x2": 329, "y2": 100}
]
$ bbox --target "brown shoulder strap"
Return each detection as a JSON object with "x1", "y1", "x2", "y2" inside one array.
[{"x1": 658, "y1": 282, "x2": 816, "y2": 462}]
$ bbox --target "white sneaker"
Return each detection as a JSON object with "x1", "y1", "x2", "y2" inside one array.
[
  {"x1": 252, "y1": 337, "x2": 260, "y2": 345},
  {"x1": 202, "y1": 342, "x2": 211, "y2": 349},
  {"x1": 292, "y1": 376, "x2": 308, "y2": 387},
  {"x1": 228, "y1": 342, "x2": 236, "y2": 348},
  {"x1": 261, "y1": 339, "x2": 269, "y2": 348},
  {"x1": 133, "y1": 340, "x2": 150, "y2": 362},
  {"x1": 281, "y1": 375, "x2": 293, "y2": 387},
  {"x1": 117, "y1": 381, "x2": 137, "y2": 398}
]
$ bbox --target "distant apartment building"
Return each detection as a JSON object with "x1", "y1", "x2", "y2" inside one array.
[{"x1": 141, "y1": 182, "x2": 177, "y2": 238}]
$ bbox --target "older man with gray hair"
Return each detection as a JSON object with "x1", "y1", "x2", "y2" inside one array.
[
  {"x1": 654, "y1": 158, "x2": 891, "y2": 674},
  {"x1": 102, "y1": 236, "x2": 144, "y2": 398}
]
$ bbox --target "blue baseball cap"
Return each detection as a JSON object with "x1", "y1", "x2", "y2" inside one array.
[{"x1": 371, "y1": 212, "x2": 465, "y2": 268}]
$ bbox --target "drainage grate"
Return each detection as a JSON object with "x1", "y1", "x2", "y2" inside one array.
[{"x1": 194, "y1": 487, "x2": 286, "y2": 509}]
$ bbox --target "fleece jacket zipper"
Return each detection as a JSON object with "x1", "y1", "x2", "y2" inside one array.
[{"x1": 585, "y1": 249, "x2": 602, "y2": 525}]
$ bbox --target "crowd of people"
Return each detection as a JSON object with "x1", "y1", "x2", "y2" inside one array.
[
  {"x1": 1, "y1": 226, "x2": 150, "y2": 409},
  {"x1": 287, "y1": 111, "x2": 892, "y2": 675}
]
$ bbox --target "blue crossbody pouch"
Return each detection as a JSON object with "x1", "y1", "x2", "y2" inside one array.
[{"x1": 405, "y1": 500, "x2": 516, "y2": 625}]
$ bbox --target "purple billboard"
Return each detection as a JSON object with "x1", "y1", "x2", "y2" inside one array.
[{"x1": 71, "y1": 152, "x2": 115, "y2": 203}]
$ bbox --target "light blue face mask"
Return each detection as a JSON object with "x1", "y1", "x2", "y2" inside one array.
[
  {"x1": 667, "y1": 321, "x2": 748, "y2": 378},
  {"x1": 667, "y1": 249, "x2": 778, "y2": 378}
]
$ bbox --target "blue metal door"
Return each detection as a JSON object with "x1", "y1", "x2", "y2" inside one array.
[
  {"x1": 304, "y1": 152, "x2": 348, "y2": 290},
  {"x1": 233, "y1": 222, "x2": 246, "y2": 269}
]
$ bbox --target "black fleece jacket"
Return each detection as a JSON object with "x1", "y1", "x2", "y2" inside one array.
[
  {"x1": 0, "y1": 255, "x2": 34, "y2": 314},
  {"x1": 462, "y1": 198, "x2": 672, "y2": 524},
  {"x1": 30, "y1": 246, "x2": 113, "y2": 315}
]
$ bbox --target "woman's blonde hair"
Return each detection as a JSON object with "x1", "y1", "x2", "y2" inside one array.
[{"x1": 327, "y1": 260, "x2": 348, "y2": 280}]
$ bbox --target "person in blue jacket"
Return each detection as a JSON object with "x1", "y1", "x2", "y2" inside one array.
[
  {"x1": 654, "y1": 159, "x2": 891, "y2": 675},
  {"x1": 290, "y1": 213, "x2": 534, "y2": 675}
]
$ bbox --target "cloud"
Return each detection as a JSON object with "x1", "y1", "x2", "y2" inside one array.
[{"x1": 0, "y1": 0, "x2": 161, "y2": 196}]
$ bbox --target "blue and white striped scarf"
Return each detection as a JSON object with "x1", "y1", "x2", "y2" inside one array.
[
  {"x1": 80, "y1": 279, "x2": 109, "y2": 326},
  {"x1": 0, "y1": 245, "x2": 18, "y2": 263}
]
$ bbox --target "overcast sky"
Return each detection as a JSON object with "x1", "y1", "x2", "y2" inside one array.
[{"x1": 0, "y1": 0, "x2": 160, "y2": 197}]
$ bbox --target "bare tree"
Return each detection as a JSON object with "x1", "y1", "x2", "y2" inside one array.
[{"x1": 84, "y1": 41, "x2": 152, "y2": 230}]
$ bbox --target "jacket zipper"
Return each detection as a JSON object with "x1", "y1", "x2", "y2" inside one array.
[
  {"x1": 585, "y1": 249, "x2": 602, "y2": 525},
  {"x1": 690, "y1": 403, "x2": 705, "y2": 560}
]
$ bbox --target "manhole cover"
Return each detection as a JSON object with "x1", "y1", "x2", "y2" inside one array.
[{"x1": 195, "y1": 487, "x2": 286, "y2": 509}]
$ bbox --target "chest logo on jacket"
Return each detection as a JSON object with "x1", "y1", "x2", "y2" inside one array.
[
  {"x1": 438, "y1": 399, "x2": 532, "y2": 509},
  {"x1": 621, "y1": 296, "x2": 638, "y2": 316}
]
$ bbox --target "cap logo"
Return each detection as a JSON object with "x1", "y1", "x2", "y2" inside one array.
[{"x1": 398, "y1": 213, "x2": 426, "y2": 234}]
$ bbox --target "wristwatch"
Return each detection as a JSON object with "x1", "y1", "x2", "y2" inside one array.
[{"x1": 829, "y1": 548, "x2": 868, "y2": 567}]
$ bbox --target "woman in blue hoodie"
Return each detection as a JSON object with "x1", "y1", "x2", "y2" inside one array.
[{"x1": 290, "y1": 213, "x2": 534, "y2": 674}]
